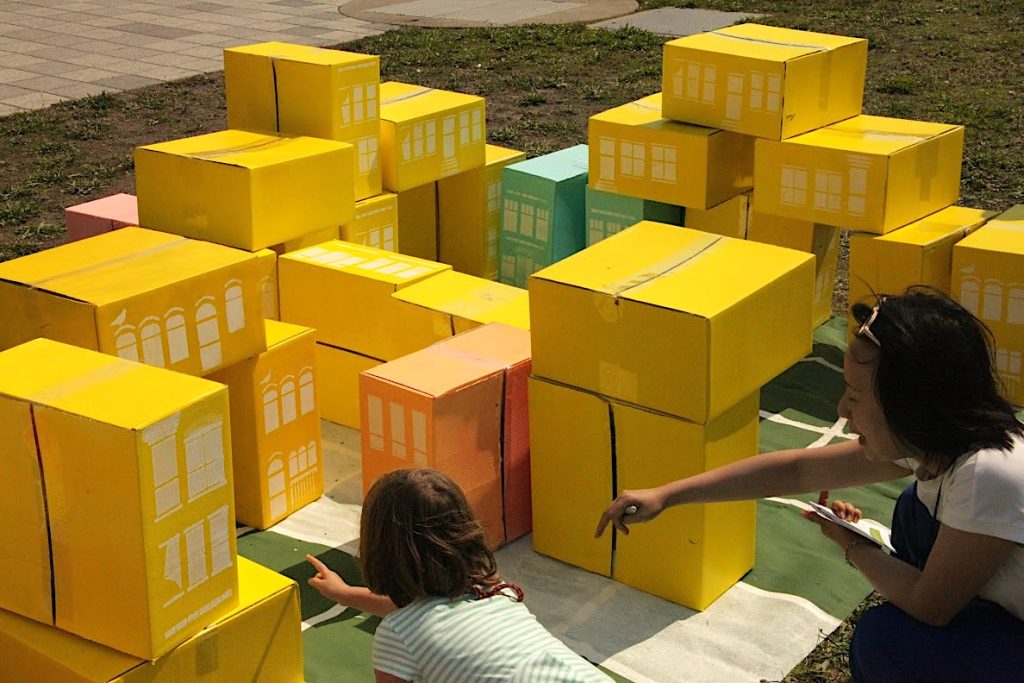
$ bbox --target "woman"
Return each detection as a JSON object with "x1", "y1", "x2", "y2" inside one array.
[{"x1": 596, "y1": 287, "x2": 1024, "y2": 682}]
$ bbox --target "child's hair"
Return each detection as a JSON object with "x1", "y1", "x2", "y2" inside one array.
[
  {"x1": 359, "y1": 468, "x2": 500, "y2": 608},
  {"x1": 850, "y1": 286, "x2": 1023, "y2": 472}
]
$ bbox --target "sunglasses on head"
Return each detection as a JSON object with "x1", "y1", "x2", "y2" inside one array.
[{"x1": 857, "y1": 300, "x2": 885, "y2": 347}]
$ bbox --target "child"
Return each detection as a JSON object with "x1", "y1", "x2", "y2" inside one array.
[{"x1": 308, "y1": 467, "x2": 614, "y2": 682}]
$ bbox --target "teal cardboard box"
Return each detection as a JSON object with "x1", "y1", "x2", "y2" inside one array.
[
  {"x1": 585, "y1": 186, "x2": 683, "y2": 246},
  {"x1": 499, "y1": 144, "x2": 589, "y2": 287}
]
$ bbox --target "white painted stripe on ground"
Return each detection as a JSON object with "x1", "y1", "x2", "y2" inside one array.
[
  {"x1": 302, "y1": 604, "x2": 347, "y2": 631},
  {"x1": 267, "y1": 494, "x2": 362, "y2": 555},
  {"x1": 798, "y1": 355, "x2": 844, "y2": 373}
]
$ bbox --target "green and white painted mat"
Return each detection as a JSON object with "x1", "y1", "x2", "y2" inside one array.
[{"x1": 237, "y1": 318, "x2": 909, "y2": 682}]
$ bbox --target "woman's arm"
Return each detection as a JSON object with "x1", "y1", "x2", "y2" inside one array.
[
  {"x1": 597, "y1": 439, "x2": 910, "y2": 536},
  {"x1": 306, "y1": 554, "x2": 397, "y2": 617},
  {"x1": 842, "y1": 524, "x2": 1016, "y2": 626}
]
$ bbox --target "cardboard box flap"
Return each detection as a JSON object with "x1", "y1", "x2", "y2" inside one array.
[
  {"x1": 282, "y1": 241, "x2": 449, "y2": 285},
  {"x1": 380, "y1": 81, "x2": 483, "y2": 120},
  {"x1": 877, "y1": 206, "x2": 995, "y2": 246},
  {"x1": 37, "y1": 238, "x2": 255, "y2": 306},
  {"x1": 592, "y1": 94, "x2": 722, "y2": 139},
  {"x1": 532, "y1": 221, "x2": 719, "y2": 295},
  {"x1": 506, "y1": 144, "x2": 589, "y2": 182},
  {"x1": 0, "y1": 227, "x2": 183, "y2": 288},
  {"x1": 485, "y1": 143, "x2": 527, "y2": 166},
  {"x1": 0, "y1": 339, "x2": 225, "y2": 430},
  {"x1": 958, "y1": 209, "x2": 1024, "y2": 255},
  {"x1": 365, "y1": 345, "x2": 505, "y2": 397},
  {"x1": 431, "y1": 322, "x2": 531, "y2": 368},
  {"x1": 626, "y1": 236, "x2": 814, "y2": 319},
  {"x1": 392, "y1": 271, "x2": 528, "y2": 326},
  {"x1": 264, "y1": 319, "x2": 315, "y2": 349},
  {"x1": 792, "y1": 115, "x2": 962, "y2": 154}
]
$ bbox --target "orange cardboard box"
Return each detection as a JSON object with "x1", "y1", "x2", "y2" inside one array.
[
  {"x1": 360, "y1": 344, "x2": 506, "y2": 549},
  {"x1": 432, "y1": 323, "x2": 533, "y2": 542}
]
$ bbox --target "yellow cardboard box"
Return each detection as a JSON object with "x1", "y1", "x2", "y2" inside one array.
[
  {"x1": 396, "y1": 182, "x2": 438, "y2": 260},
  {"x1": 529, "y1": 376, "x2": 758, "y2": 608},
  {"x1": 255, "y1": 248, "x2": 279, "y2": 320},
  {"x1": 392, "y1": 270, "x2": 530, "y2": 334},
  {"x1": 207, "y1": 321, "x2": 323, "y2": 530},
  {"x1": 530, "y1": 221, "x2": 814, "y2": 422},
  {"x1": 0, "y1": 227, "x2": 266, "y2": 376},
  {"x1": 135, "y1": 129, "x2": 354, "y2": 251},
  {"x1": 747, "y1": 211, "x2": 840, "y2": 326},
  {"x1": 342, "y1": 192, "x2": 399, "y2": 252},
  {"x1": 0, "y1": 557, "x2": 302, "y2": 683},
  {"x1": 662, "y1": 23, "x2": 867, "y2": 140},
  {"x1": 588, "y1": 93, "x2": 754, "y2": 210},
  {"x1": 316, "y1": 342, "x2": 383, "y2": 428},
  {"x1": 438, "y1": 144, "x2": 527, "y2": 279},
  {"x1": 683, "y1": 192, "x2": 750, "y2": 239},
  {"x1": 278, "y1": 240, "x2": 451, "y2": 360},
  {"x1": 379, "y1": 81, "x2": 486, "y2": 192},
  {"x1": 951, "y1": 205, "x2": 1024, "y2": 406},
  {"x1": 849, "y1": 205, "x2": 994, "y2": 310},
  {"x1": 0, "y1": 339, "x2": 238, "y2": 659},
  {"x1": 754, "y1": 115, "x2": 964, "y2": 234},
  {"x1": 224, "y1": 42, "x2": 382, "y2": 199}
]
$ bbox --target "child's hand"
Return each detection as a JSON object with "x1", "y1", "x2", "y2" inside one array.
[{"x1": 306, "y1": 554, "x2": 351, "y2": 603}]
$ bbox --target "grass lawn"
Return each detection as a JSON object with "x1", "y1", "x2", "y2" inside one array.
[{"x1": 0, "y1": 1, "x2": 1021, "y2": 679}]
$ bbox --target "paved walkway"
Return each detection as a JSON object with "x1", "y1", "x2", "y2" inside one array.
[{"x1": 0, "y1": 0, "x2": 637, "y2": 115}]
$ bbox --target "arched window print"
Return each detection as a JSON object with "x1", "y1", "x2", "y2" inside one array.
[
  {"x1": 281, "y1": 376, "x2": 297, "y2": 425},
  {"x1": 983, "y1": 280, "x2": 1003, "y2": 321},
  {"x1": 960, "y1": 277, "x2": 980, "y2": 316},
  {"x1": 115, "y1": 327, "x2": 140, "y2": 362},
  {"x1": 165, "y1": 308, "x2": 189, "y2": 364},
  {"x1": 140, "y1": 316, "x2": 166, "y2": 367},
  {"x1": 267, "y1": 456, "x2": 287, "y2": 519},
  {"x1": 307, "y1": 439, "x2": 318, "y2": 466},
  {"x1": 299, "y1": 368, "x2": 315, "y2": 415},
  {"x1": 195, "y1": 297, "x2": 222, "y2": 371},
  {"x1": 262, "y1": 384, "x2": 280, "y2": 434},
  {"x1": 224, "y1": 279, "x2": 245, "y2": 333},
  {"x1": 1008, "y1": 285, "x2": 1024, "y2": 325}
]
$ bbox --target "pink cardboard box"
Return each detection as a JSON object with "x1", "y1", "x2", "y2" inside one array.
[{"x1": 64, "y1": 193, "x2": 139, "y2": 243}]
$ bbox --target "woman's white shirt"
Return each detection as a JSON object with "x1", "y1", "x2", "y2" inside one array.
[{"x1": 896, "y1": 433, "x2": 1024, "y2": 620}]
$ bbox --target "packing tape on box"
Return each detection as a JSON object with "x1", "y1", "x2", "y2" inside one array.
[
  {"x1": 189, "y1": 136, "x2": 296, "y2": 161},
  {"x1": 599, "y1": 232, "x2": 722, "y2": 296},
  {"x1": 28, "y1": 361, "x2": 139, "y2": 404},
  {"x1": 710, "y1": 31, "x2": 839, "y2": 52},
  {"x1": 15, "y1": 237, "x2": 188, "y2": 287},
  {"x1": 382, "y1": 85, "x2": 432, "y2": 106}
]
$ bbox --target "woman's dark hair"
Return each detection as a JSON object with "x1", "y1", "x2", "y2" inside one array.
[
  {"x1": 850, "y1": 286, "x2": 1023, "y2": 472},
  {"x1": 359, "y1": 468, "x2": 499, "y2": 608}
]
